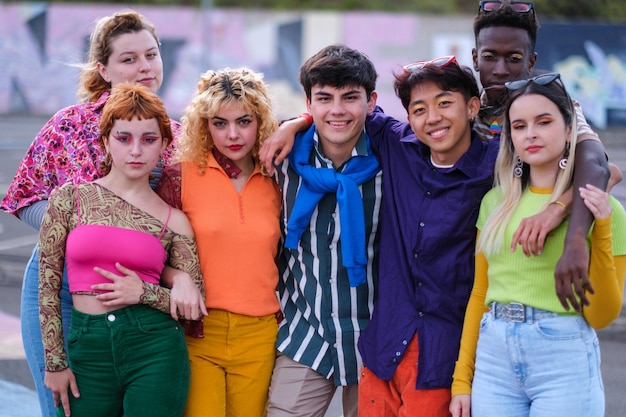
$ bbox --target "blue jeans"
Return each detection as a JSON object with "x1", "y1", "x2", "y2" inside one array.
[
  {"x1": 472, "y1": 305, "x2": 604, "y2": 417},
  {"x1": 21, "y1": 244, "x2": 73, "y2": 417}
]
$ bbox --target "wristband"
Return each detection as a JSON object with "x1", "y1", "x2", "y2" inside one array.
[{"x1": 299, "y1": 112, "x2": 313, "y2": 127}]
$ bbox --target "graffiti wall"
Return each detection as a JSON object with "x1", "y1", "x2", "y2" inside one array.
[
  {"x1": 536, "y1": 22, "x2": 626, "y2": 128},
  {"x1": 1, "y1": 3, "x2": 625, "y2": 126},
  {"x1": 0, "y1": 3, "x2": 475, "y2": 120}
]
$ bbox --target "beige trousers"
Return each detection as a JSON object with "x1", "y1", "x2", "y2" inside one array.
[{"x1": 267, "y1": 352, "x2": 358, "y2": 417}]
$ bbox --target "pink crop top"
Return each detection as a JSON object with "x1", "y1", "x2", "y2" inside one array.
[{"x1": 65, "y1": 187, "x2": 170, "y2": 294}]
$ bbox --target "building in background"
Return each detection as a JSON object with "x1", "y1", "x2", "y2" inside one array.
[{"x1": 0, "y1": 3, "x2": 624, "y2": 126}]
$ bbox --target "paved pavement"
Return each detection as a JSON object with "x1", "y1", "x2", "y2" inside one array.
[{"x1": 1, "y1": 115, "x2": 625, "y2": 417}]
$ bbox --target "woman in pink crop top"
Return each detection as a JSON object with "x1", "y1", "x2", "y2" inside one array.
[
  {"x1": 156, "y1": 68, "x2": 281, "y2": 417},
  {"x1": 38, "y1": 84, "x2": 205, "y2": 417}
]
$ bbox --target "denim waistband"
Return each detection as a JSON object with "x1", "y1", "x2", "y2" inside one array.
[
  {"x1": 490, "y1": 302, "x2": 561, "y2": 323},
  {"x1": 71, "y1": 304, "x2": 169, "y2": 329}
]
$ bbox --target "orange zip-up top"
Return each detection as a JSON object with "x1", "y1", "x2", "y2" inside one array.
[{"x1": 180, "y1": 156, "x2": 281, "y2": 317}]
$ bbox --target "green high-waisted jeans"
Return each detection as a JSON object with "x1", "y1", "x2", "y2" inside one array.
[{"x1": 57, "y1": 304, "x2": 190, "y2": 417}]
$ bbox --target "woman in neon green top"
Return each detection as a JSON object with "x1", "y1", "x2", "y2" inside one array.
[{"x1": 450, "y1": 73, "x2": 626, "y2": 417}]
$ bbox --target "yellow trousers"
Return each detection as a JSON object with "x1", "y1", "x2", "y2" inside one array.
[{"x1": 184, "y1": 309, "x2": 278, "y2": 417}]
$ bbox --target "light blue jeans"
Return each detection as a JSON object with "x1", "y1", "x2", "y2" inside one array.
[
  {"x1": 21, "y1": 244, "x2": 73, "y2": 417},
  {"x1": 471, "y1": 305, "x2": 604, "y2": 417}
]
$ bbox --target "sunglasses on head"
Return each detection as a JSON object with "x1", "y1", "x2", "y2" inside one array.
[
  {"x1": 505, "y1": 72, "x2": 563, "y2": 91},
  {"x1": 403, "y1": 56, "x2": 458, "y2": 74},
  {"x1": 478, "y1": 1, "x2": 534, "y2": 13}
]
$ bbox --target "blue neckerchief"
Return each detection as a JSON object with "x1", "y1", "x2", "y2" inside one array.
[{"x1": 285, "y1": 125, "x2": 380, "y2": 287}]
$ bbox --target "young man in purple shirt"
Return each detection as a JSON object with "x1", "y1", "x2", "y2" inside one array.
[{"x1": 356, "y1": 57, "x2": 496, "y2": 416}]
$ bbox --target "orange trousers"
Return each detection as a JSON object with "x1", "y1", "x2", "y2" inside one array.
[
  {"x1": 358, "y1": 334, "x2": 451, "y2": 417},
  {"x1": 184, "y1": 309, "x2": 278, "y2": 417}
]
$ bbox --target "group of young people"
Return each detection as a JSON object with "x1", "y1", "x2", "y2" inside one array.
[{"x1": 1, "y1": 2, "x2": 624, "y2": 417}]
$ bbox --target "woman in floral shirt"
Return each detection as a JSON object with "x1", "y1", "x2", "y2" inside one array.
[{"x1": 0, "y1": 10, "x2": 198, "y2": 417}]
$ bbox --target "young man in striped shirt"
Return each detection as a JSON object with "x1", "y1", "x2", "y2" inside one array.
[{"x1": 265, "y1": 44, "x2": 382, "y2": 417}]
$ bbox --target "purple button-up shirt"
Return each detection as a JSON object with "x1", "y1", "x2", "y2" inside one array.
[{"x1": 358, "y1": 108, "x2": 499, "y2": 389}]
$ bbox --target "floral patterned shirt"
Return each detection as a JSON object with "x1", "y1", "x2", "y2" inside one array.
[{"x1": 0, "y1": 92, "x2": 179, "y2": 215}]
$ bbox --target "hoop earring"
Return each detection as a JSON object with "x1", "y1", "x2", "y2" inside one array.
[
  {"x1": 103, "y1": 152, "x2": 112, "y2": 167},
  {"x1": 559, "y1": 142, "x2": 570, "y2": 170},
  {"x1": 514, "y1": 155, "x2": 524, "y2": 178}
]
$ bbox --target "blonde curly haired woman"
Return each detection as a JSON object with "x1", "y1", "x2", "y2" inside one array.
[{"x1": 157, "y1": 67, "x2": 281, "y2": 417}]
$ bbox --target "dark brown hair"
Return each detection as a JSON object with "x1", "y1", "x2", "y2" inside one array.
[
  {"x1": 299, "y1": 44, "x2": 378, "y2": 101},
  {"x1": 394, "y1": 62, "x2": 479, "y2": 112},
  {"x1": 473, "y1": 4, "x2": 539, "y2": 51}
]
